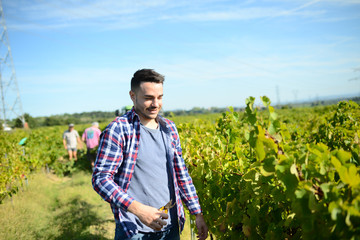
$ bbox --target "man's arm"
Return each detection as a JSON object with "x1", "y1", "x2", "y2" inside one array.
[
  {"x1": 92, "y1": 121, "x2": 135, "y2": 211},
  {"x1": 127, "y1": 200, "x2": 168, "y2": 231},
  {"x1": 81, "y1": 131, "x2": 86, "y2": 142},
  {"x1": 63, "y1": 138, "x2": 67, "y2": 149},
  {"x1": 93, "y1": 120, "x2": 169, "y2": 231},
  {"x1": 77, "y1": 136, "x2": 83, "y2": 149},
  {"x1": 195, "y1": 213, "x2": 208, "y2": 240}
]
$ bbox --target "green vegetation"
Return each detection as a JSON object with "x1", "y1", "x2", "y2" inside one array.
[
  {"x1": 1, "y1": 125, "x2": 82, "y2": 202},
  {"x1": 5, "y1": 96, "x2": 358, "y2": 129},
  {"x1": 1, "y1": 97, "x2": 359, "y2": 239},
  {"x1": 179, "y1": 97, "x2": 360, "y2": 239},
  {"x1": 0, "y1": 149, "x2": 192, "y2": 240},
  {"x1": 4, "y1": 106, "x2": 228, "y2": 129},
  {"x1": 0, "y1": 169, "x2": 114, "y2": 240}
]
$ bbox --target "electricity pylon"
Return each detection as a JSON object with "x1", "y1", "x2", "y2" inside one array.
[{"x1": 0, "y1": 0, "x2": 25, "y2": 127}]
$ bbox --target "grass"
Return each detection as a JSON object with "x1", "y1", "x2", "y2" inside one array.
[{"x1": 0, "y1": 156, "x2": 193, "y2": 239}]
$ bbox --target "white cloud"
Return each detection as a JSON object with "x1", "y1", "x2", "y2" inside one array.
[{"x1": 5, "y1": 0, "x2": 357, "y2": 31}]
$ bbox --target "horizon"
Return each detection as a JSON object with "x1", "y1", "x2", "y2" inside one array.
[{"x1": 25, "y1": 93, "x2": 359, "y2": 119}]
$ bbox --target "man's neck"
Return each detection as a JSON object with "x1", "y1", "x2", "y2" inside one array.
[{"x1": 140, "y1": 118, "x2": 158, "y2": 129}]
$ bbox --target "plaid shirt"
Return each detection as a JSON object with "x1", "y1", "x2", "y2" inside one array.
[{"x1": 92, "y1": 108, "x2": 202, "y2": 238}]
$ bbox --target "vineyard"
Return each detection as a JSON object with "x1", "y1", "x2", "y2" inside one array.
[
  {"x1": 180, "y1": 97, "x2": 360, "y2": 239},
  {"x1": 1, "y1": 97, "x2": 360, "y2": 239}
]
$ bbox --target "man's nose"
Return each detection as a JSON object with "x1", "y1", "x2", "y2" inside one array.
[{"x1": 152, "y1": 98, "x2": 160, "y2": 107}]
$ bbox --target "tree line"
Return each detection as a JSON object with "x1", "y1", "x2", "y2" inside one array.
[
  {"x1": 3, "y1": 96, "x2": 359, "y2": 129},
  {"x1": 5, "y1": 107, "x2": 230, "y2": 129}
]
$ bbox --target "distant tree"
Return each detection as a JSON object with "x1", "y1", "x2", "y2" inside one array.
[
  {"x1": 44, "y1": 116, "x2": 62, "y2": 126},
  {"x1": 164, "y1": 112, "x2": 175, "y2": 118},
  {"x1": 14, "y1": 113, "x2": 38, "y2": 128},
  {"x1": 64, "y1": 117, "x2": 78, "y2": 125}
]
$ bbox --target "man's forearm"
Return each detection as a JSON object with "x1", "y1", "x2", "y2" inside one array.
[
  {"x1": 92, "y1": 170, "x2": 134, "y2": 209},
  {"x1": 127, "y1": 200, "x2": 144, "y2": 216},
  {"x1": 127, "y1": 200, "x2": 168, "y2": 231}
]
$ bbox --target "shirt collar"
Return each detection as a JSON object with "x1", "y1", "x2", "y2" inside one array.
[{"x1": 128, "y1": 107, "x2": 169, "y2": 131}]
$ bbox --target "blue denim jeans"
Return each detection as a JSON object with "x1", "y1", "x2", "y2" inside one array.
[{"x1": 114, "y1": 224, "x2": 180, "y2": 240}]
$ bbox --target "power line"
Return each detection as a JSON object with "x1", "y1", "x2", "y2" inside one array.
[{"x1": 0, "y1": 0, "x2": 25, "y2": 127}]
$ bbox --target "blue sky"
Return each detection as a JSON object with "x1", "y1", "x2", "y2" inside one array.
[{"x1": 1, "y1": 0, "x2": 360, "y2": 117}]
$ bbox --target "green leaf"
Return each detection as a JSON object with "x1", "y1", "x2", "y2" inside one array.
[
  {"x1": 248, "y1": 113, "x2": 257, "y2": 125},
  {"x1": 255, "y1": 139, "x2": 265, "y2": 161},
  {"x1": 336, "y1": 164, "x2": 360, "y2": 187},
  {"x1": 245, "y1": 96, "x2": 255, "y2": 111},
  {"x1": 308, "y1": 193, "x2": 317, "y2": 211},
  {"x1": 331, "y1": 207, "x2": 341, "y2": 221},
  {"x1": 275, "y1": 160, "x2": 288, "y2": 173},
  {"x1": 346, "y1": 212, "x2": 352, "y2": 227},
  {"x1": 284, "y1": 213, "x2": 296, "y2": 227},
  {"x1": 260, "y1": 96, "x2": 271, "y2": 107},
  {"x1": 263, "y1": 157, "x2": 276, "y2": 173},
  {"x1": 259, "y1": 166, "x2": 274, "y2": 176},
  {"x1": 348, "y1": 165, "x2": 360, "y2": 187},
  {"x1": 269, "y1": 107, "x2": 277, "y2": 120},
  {"x1": 336, "y1": 149, "x2": 352, "y2": 163},
  {"x1": 331, "y1": 156, "x2": 342, "y2": 170},
  {"x1": 295, "y1": 189, "x2": 306, "y2": 199},
  {"x1": 320, "y1": 183, "x2": 331, "y2": 199},
  {"x1": 282, "y1": 173, "x2": 298, "y2": 195},
  {"x1": 290, "y1": 164, "x2": 299, "y2": 180},
  {"x1": 243, "y1": 169, "x2": 256, "y2": 182}
]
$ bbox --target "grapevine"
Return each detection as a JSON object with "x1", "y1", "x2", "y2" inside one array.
[{"x1": 180, "y1": 97, "x2": 360, "y2": 239}]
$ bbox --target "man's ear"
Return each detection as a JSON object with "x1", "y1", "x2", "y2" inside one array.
[{"x1": 129, "y1": 90, "x2": 135, "y2": 102}]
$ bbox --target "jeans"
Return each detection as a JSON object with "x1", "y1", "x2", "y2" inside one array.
[{"x1": 114, "y1": 224, "x2": 180, "y2": 240}]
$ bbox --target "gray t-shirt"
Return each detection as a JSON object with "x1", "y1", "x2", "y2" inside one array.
[
  {"x1": 124, "y1": 123, "x2": 177, "y2": 233},
  {"x1": 63, "y1": 130, "x2": 79, "y2": 148}
]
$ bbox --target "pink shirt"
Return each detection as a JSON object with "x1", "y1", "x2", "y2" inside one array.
[{"x1": 82, "y1": 127, "x2": 101, "y2": 149}]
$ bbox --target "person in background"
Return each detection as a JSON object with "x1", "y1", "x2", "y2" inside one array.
[
  {"x1": 63, "y1": 123, "x2": 82, "y2": 161},
  {"x1": 92, "y1": 69, "x2": 208, "y2": 240},
  {"x1": 82, "y1": 122, "x2": 101, "y2": 169}
]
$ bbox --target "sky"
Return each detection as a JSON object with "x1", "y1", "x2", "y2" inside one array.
[{"x1": 1, "y1": 0, "x2": 360, "y2": 118}]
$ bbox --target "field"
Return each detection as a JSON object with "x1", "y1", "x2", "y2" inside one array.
[
  {"x1": 0, "y1": 169, "x2": 114, "y2": 240},
  {"x1": 1, "y1": 97, "x2": 360, "y2": 239},
  {"x1": 0, "y1": 150, "x2": 193, "y2": 240}
]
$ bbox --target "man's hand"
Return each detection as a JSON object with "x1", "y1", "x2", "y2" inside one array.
[
  {"x1": 195, "y1": 213, "x2": 208, "y2": 240},
  {"x1": 128, "y1": 200, "x2": 168, "y2": 231}
]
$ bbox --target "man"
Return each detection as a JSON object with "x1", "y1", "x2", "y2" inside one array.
[
  {"x1": 82, "y1": 122, "x2": 102, "y2": 168},
  {"x1": 63, "y1": 123, "x2": 82, "y2": 160},
  {"x1": 92, "y1": 69, "x2": 208, "y2": 240}
]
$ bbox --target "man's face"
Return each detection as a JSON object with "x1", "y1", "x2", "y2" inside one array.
[
  {"x1": 69, "y1": 126, "x2": 74, "y2": 131},
  {"x1": 130, "y1": 82, "x2": 163, "y2": 122}
]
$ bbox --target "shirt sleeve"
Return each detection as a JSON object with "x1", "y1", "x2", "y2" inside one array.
[
  {"x1": 171, "y1": 123, "x2": 202, "y2": 215},
  {"x1": 92, "y1": 120, "x2": 135, "y2": 210}
]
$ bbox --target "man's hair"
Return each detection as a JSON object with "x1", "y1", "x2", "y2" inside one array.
[{"x1": 131, "y1": 69, "x2": 165, "y2": 91}]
